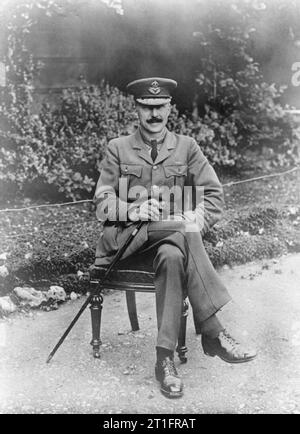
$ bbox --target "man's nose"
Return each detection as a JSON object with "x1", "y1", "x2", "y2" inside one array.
[{"x1": 151, "y1": 107, "x2": 159, "y2": 117}]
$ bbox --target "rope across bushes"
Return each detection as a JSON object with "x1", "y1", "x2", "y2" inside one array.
[{"x1": 0, "y1": 166, "x2": 298, "y2": 214}]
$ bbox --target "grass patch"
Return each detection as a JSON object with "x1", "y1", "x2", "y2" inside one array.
[{"x1": 0, "y1": 170, "x2": 299, "y2": 296}]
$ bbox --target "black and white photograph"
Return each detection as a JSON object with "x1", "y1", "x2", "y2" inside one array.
[{"x1": 0, "y1": 0, "x2": 299, "y2": 417}]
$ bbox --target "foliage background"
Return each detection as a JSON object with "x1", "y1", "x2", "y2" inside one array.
[{"x1": 0, "y1": 0, "x2": 299, "y2": 201}]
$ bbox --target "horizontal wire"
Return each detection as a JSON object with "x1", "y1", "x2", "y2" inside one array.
[
  {"x1": 222, "y1": 166, "x2": 299, "y2": 187},
  {"x1": 0, "y1": 199, "x2": 93, "y2": 213},
  {"x1": 0, "y1": 166, "x2": 298, "y2": 213},
  {"x1": 0, "y1": 166, "x2": 299, "y2": 242}
]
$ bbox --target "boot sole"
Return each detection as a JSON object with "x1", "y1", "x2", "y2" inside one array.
[{"x1": 204, "y1": 350, "x2": 257, "y2": 364}]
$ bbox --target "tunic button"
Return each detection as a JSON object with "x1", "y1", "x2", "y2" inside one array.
[{"x1": 153, "y1": 165, "x2": 158, "y2": 170}]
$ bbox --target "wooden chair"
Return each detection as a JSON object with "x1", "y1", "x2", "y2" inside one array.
[{"x1": 88, "y1": 258, "x2": 189, "y2": 363}]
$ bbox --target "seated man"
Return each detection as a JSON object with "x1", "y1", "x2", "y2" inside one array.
[{"x1": 94, "y1": 77, "x2": 256, "y2": 399}]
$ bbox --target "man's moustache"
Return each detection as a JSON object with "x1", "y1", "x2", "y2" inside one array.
[{"x1": 147, "y1": 118, "x2": 163, "y2": 123}]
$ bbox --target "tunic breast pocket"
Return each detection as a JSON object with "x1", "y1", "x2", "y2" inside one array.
[
  {"x1": 163, "y1": 165, "x2": 187, "y2": 189},
  {"x1": 120, "y1": 164, "x2": 143, "y2": 186}
]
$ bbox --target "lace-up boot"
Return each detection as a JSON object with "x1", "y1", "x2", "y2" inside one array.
[
  {"x1": 202, "y1": 329, "x2": 257, "y2": 364},
  {"x1": 155, "y1": 356, "x2": 184, "y2": 398}
]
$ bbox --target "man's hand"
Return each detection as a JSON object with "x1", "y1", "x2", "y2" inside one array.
[{"x1": 128, "y1": 199, "x2": 161, "y2": 222}]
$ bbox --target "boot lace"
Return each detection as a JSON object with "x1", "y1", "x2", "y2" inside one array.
[
  {"x1": 223, "y1": 330, "x2": 239, "y2": 346},
  {"x1": 222, "y1": 330, "x2": 244, "y2": 355},
  {"x1": 162, "y1": 357, "x2": 178, "y2": 377}
]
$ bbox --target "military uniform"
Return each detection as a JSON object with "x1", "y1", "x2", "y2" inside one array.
[
  {"x1": 93, "y1": 77, "x2": 256, "y2": 398},
  {"x1": 94, "y1": 125, "x2": 231, "y2": 350}
]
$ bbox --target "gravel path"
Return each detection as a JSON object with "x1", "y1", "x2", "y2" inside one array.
[{"x1": 1, "y1": 254, "x2": 300, "y2": 414}]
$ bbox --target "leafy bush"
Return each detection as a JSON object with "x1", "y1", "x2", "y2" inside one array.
[
  {"x1": 0, "y1": 81, "x2": 138, "y2": 200},
  {"x1": 189, "y1": 0, "x2": 300, "y2": 169},
  {"x1": 0, "y1": 0, "x2": 131, "y2": 201},
  {"x1": 1, "y1": 79, "x2": 298, "y2": 201},
  {"x1": 1, "y1": 0, "x2": 299, "y2": 202},
  {"x1": 168, "y1": 103, "x2": 299, "y2": 170}
]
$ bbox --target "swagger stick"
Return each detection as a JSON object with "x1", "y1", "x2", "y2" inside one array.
[{"x1": 46, "y1": 221, "x2": 144, "y2": 363}]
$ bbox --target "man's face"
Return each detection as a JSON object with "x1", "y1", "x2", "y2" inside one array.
[{"x1": 136, "y1": 102, "x2": 171, "y2": 135}]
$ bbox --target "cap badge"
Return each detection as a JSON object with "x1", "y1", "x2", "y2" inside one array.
[{"x1": 148, "y1": 80, "x2": 161, "y2": 95}]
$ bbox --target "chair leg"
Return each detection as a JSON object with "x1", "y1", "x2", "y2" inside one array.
[
  {"x1": 126, "y1": 291, "x2": 140, "y2": 332},
  {"x1": 89, "y1": 280, "x2": 103, "y2": 359},
  {"x1": 176, "y1": 297, "x2": 189, "y2": 363}
]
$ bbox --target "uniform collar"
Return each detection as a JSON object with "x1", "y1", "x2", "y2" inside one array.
[
  {"x1": 139, "y1": 127, "x2": 167, "y2": 147},
  {"x1": 132, "y1": 128, "x2": 176, "y2": 165}
]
